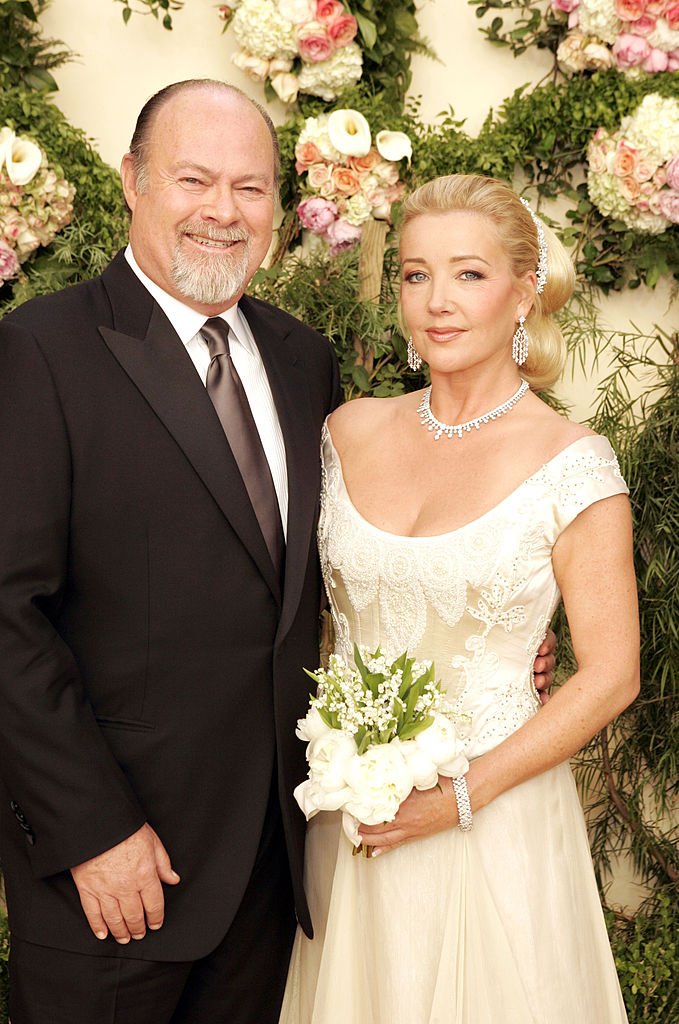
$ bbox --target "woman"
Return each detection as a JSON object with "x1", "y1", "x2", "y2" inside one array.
[{"x1": 280, "y1": 175, "x2": 639, "y2": 1023}]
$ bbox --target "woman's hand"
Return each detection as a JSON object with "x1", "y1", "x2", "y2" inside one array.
[{"x1": 358, "y1": 777, "x2": 457, "y2": 856}]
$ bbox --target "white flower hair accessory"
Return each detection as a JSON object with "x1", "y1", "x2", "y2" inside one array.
[{"x1": 520, "y1": 197, "x2": 548, "y2": 295}]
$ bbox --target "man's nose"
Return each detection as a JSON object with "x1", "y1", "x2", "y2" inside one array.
[{"x1": 200, "y1": 184, "x2": 239, "y2": 223}]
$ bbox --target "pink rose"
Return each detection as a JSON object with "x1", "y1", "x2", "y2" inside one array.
[
  {"x1": 669, "y1": 51, "x2": 679, "y2": 70},
  {"x1": 0, "y1": 238, "x2": 19, "y2": 282},
  {"x1": 654, "y1": 166, "x2": 668, "y2": 187},
  {"x1": 612, "y1": 32, "x2": 651, "y2": 65},
  {"x1": 297, "y1": 21, "x2": 334, "y2": 63},
  {"x1": 315, "y1": 0, "x2": 344, "y2": 19},
  {"x1": 658, "y1": 188, "x2": 679, "y2": 222},
  {"x1": 667, "y1": 3, "x2": 679, "y2": 28},
  {"x1": 630, "y1": 12, "x2": 657, "y2": 32},
  {"x1": 552, "y1": 0, "x2": 580, "y2": 9},
  {"x1": 665, "y1": 156, "x2": 679, "y2": 190},
  {"x1": 307, "y1": 162, "x2": 334, "y2": 191},
  {"x1": 297, "y1": 196, "x2": 338, "y2": 234},
  {"x1": 642, "y1": 47, "x2": 669, "y2": 70},
  {"x1": 327, "y1": 12, "x2": 358, "y2": 46},
  {"x1": 646, "y1": 0, "x2": 669, "y2": 13},
  {"x1": 613, "y1": 141, "x2": 639, "y2": 177},
  {"x1": 633, "y1": 157, "x2": 659, "y2": 182},
  {"x1": 331, "y1": 165, "x2": 360, "y2": 195},
  {"x1": 295, "y1": 140, "x2": 323, "y2": 170},
  {"x1": 619, "y1": 176, "x2": 641, "y2": 203},
  {"x1": 568, "y1": 9, "x2": 580, "y2": 26},
  {"x1": 325, "y1": 217, "x2": 362, "y2": 255},
  {"x1": 616, "y1": 0, "x2": 649, "y2": 19}
]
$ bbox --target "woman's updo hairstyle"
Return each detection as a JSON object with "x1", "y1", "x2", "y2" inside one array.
[{"x1": 399, "y1": 174, "x2": 575, "y2": 391}]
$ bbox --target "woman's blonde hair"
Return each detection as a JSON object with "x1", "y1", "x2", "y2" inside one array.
[{"x1": 399, "y1": 174, "x2": 575, "y2": 391}]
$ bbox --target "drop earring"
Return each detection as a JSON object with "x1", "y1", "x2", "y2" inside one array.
[
  {"x1": 407, "y1": 336, "x2": 423, "y2": 371},
  {"x1": 512, "y1": 316, "x2": 528, "y2": 366}
]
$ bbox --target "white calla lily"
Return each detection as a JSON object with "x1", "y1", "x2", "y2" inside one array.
[
  {"x1": 0, "y1": 127, "x2": 15, "y2": 171},
  {"x1": 376, "y1": 129, "x2": 412, "y2": 163},
  {"x1": 6, "y1": 134, "x2": 42, "y2": 186},
  {"x1": 327, "y1": 108, "x2": 371, "y2": 157}
]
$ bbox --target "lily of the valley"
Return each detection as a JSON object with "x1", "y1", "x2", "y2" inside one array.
[{"x1": 327, "y1": 108, "x2": 371, "y2": 157}]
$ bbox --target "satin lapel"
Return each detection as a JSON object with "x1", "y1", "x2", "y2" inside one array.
[
  {"x1": 98, "y1": 268, "x2": 281, "y2": 604},
  {"x1": 241, "y1": 297, "x2": 321, "y2": 640}
]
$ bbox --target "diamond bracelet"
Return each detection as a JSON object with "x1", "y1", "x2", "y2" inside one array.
[{"x1": 452, "y1": 776, "x2": 473, "y2": 832}]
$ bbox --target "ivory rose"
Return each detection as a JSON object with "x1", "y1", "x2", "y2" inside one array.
[
  {"x1": 278, "y1": 0, "x2": 315, "y2": 22},
  {"x1": 583, "y1": 40, "x2": 616, "y2": 65},
  {"x1": 232, "y1": 50, "x2": 271, "y2": 81},
  {"x1": 297, "y1": 21, "x2": 334, "y2": 62},
  {"x1": 270, "y1": 71, "x2": 299, "y2": 103}
]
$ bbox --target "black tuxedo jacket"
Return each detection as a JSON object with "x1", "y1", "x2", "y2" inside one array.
[{"x1": 0, "y1": 251, "x2": 341, "y2": 959}]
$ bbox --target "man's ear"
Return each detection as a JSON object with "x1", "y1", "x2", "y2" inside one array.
[{"x1": 120, "y1": 153, "x2": 138, "y2": 213}]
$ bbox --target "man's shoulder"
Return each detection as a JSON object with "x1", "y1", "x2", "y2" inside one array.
[
  {"x1": 2, "y1": 261, "x2": 120, "y2": 338},
  {"x1": 241, "y1": 292, "x2": 329, "y2": 345}
]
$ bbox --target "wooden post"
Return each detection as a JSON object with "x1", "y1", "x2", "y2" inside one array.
[{"x1": 354, "y1": 218, "x2": 389, "y2": 374}]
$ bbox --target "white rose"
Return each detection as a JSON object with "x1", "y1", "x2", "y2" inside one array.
[
  {"x1": 232, "y1": 50, "x2": 271, "y2": 81},
  {"x1": 294, "y1": 776, "x2": 352, "y2": 819},
  {"x1": 269, "y1": 57, "x2": 294, "y2": 74},
  {"x1": 5, "y1": 134, "x2": 42, "y2": 186},
  {"x1": 327, "y1": 108, "x2": 372, "y2": 157},
  {"x1": 341, "y1": 192, "x2": 372, "y2": 226},
  {"x1": 375, "y1": 129, "x2": 412, "y2": 163},
  {"x1": 342, "y1": 744, "x2": 413, "y2": 825},
  {"x1": 270, "y1": 71, "x2": 300, "y2": 104}
]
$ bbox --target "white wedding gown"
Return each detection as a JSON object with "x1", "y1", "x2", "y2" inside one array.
[{"x1": 279, "y1": 424, "x2": 629, "y2": 1024}]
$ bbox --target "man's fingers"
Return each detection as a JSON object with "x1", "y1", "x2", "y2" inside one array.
[
  {"x1": 152, "y1": 832, "x2": 181, "y2": 887},
  {"x1": 140, "y1": 878, "x2": 166, "y2": 932},
  {"x1": 118, "y1": 892, "x2": 147, "y2": 940},
  {"x1": 98, "y1": 894, "x2": 132, "y2": 944},
  {"x1": 77, "y1": 890, "x2": 109, "y2": 941}
]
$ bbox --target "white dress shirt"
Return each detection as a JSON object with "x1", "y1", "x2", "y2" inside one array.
[{"x1": 125, "y1": 246, "x2": 288, "y2": 535}]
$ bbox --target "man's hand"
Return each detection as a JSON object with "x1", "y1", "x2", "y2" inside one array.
[
  {"x1": 534, "y1": 628, "x2": 557, "y2": 704},
  {"x1": 70, "y1": 823, "x2": 180, "y2": 944}
]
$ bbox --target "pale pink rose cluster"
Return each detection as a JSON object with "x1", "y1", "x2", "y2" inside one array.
[
  {"x1": 229, "y1": 0, "x2": 362, "y2": 104},
  {"x1": 587, "y1": 100, "x2": 679, "y2": 233},
  {"x1": 553, "y1": 0, "x2": 679, "y2": 73},
  {"x1": 295, "y1": 112, "x2": 409, "y2": 255},
  {"x1": 0, "y1": 132, "x2": 75, "y2": 285}
]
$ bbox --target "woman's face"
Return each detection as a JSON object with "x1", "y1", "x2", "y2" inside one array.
[{"x1": 400, "y1": 210, "x2": 534, "y2": 377}]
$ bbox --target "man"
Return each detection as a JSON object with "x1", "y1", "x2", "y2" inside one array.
[{"x1": 0, "y1": 80, "x2": 554, "y2": 1022}]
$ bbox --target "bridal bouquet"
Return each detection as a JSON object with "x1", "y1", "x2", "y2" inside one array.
[
  {"x1": 0, "y1": 126, "x2": 75, "y2": 285},
  {"x1": 294, "y1": 645, "x2": 470, "y2": 850},
  {"x1": 552, "y1": 0, "x2": 679, "y2": 74},
  {"x1": 295, "y1": 108, "x2": 410, "y2": 254},
  {"x1": 586, "y1": 94, "x2": 679, "y2": 233},
  {"x1": 225, "y1": 0, "x2": 363, "y2": 104}
]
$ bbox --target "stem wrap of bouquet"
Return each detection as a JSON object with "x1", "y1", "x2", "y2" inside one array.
[{"x1": 294, "y1": 645, "x2": 470, "y2": 850}]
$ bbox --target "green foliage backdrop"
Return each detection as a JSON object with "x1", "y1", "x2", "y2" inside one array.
[{"x1": 0, "y1": 1, "x2": 676, "y2": 1019}]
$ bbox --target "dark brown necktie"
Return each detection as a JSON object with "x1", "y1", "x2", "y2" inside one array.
[{"x1": 202, "y1": 317, "x2": 285, "y2": 577}]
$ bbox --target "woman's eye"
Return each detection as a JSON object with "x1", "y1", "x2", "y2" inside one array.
[
  {"x1": 404, "y1": 271, "x2": 427, "y2": 283},
  {"x1": 460, "y1": 270, "x2": 482, "y2": 281}
]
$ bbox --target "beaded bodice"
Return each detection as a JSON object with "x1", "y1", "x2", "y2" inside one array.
[{"x1": 318, "y1": 424, "x2": 628, "y2": 759}]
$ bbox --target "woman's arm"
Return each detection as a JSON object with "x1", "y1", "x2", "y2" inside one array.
[{"x1": 360, "y1": 493, "x2": 640, "y2": 851}]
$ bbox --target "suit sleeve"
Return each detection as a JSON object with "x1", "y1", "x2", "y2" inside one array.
[{"x1": 0, "y1": 321, "x2": 146, "y2": 878}]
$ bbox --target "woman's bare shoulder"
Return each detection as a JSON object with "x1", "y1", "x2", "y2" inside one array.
[{"x1": 328, "y1": 393, "x2": 418, "y2": 450}]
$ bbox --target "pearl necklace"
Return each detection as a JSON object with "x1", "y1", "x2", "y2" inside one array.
[{"x1": 417, "y1": 379, "x2": 529, "y2": 441}]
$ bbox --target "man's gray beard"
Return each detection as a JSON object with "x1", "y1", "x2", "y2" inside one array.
[{"x1": 171, "y1": 225, "x2": 251, "y2": 306}]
